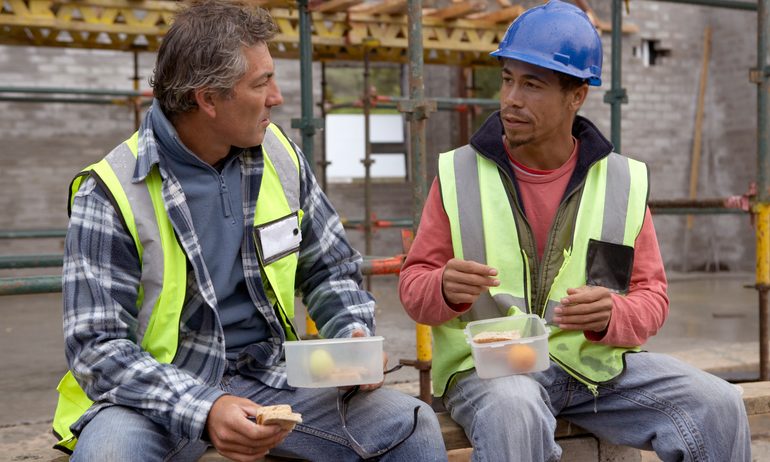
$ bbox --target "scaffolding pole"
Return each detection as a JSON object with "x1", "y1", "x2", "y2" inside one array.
[
  {"x1": 606, "y1": 0, "x2": 628, "y2": 151},
  {"x1": 396, "y1": 0, "x2": 436, "y2": 405},
  {"x1": 756, "y1": 0, "x2": 770, "y2": 380},
  {"x1": 363, "y1": 48, "x2": 374, "y2": 291},
  {"x1": 291, "y1": 0, "x2": 322, "y2": 171}
]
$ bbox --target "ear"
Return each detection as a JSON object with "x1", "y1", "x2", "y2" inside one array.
[
  {"x1": 192, "y1": 87, "x2": 217, "y2": 118},
  {"x1": 568, "y1": 84, "x2": 589, "y2": 112}
]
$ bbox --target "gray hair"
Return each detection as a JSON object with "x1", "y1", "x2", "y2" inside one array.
[{"x1": 151, "y1": 0, "x2": 277, "y2": 118}]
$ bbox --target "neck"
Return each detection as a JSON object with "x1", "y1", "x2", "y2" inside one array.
[
  {"x1": 172, "y1": 112, "x2": 230, "y2": 166},
  {"x1": 505, "y1": 133, "x2": 575, "y2": 171}
]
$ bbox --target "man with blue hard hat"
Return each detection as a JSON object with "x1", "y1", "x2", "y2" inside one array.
[{"x1": 399, "y1": 1, "x2": 751, "y2": 460}]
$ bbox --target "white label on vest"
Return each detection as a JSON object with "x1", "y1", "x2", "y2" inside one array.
[{"x1": 254, "y1": 211, "x2": 302, "y2": 265}]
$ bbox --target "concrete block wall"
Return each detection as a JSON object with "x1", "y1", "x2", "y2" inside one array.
[
  {"x1": 0, "y1": 1, "x2": 760, "y2": 272},
  {"x1": 579, "y1": 2, "x2": 757, "y2": 271}
]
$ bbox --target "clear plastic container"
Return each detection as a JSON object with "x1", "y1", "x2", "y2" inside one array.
[
  {"x1": 464, "y1": 314, "x2": 549, "y2": 379},
  {"x1": 284, "y1": 336, "x2": 384, "y2": 387}
]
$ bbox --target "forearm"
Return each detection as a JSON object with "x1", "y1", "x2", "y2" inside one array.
[{"x1": 399, "y1": 179, "x2": 470, "y2": 325}]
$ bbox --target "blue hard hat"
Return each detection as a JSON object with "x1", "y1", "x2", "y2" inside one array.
[{"x1": 490, "y1": 0, "x2": 603, "y2": 86}]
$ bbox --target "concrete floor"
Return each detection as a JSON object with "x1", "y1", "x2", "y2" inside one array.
[{"x1": 1, "y1": 271, "x2": 767, "y2": 461}]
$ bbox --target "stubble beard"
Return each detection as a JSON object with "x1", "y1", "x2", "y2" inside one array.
[{"x1": 504, "y1": 131, "x2": 534, "y2": 149}]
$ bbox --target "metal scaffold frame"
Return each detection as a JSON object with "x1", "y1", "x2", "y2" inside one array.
[{"x1": 0, "y1": 0, "x2": 768, "y2": 393}]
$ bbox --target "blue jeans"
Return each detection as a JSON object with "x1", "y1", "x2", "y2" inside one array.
[
  {"x1": 443, "y1": 352, "x2": 750, "y2": 462},
  {"x1": 72, "y1": 373, "x2": 447, "y2": 461}
]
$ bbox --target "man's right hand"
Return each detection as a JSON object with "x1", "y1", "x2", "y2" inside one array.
[
  {"x1": 441, "y1": 258, "x2": 500, "y2": 306},
  {"x1": 206, "y1": 395, "x2": 290, "y2": 462}
]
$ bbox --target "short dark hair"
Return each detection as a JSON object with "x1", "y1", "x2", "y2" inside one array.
[
  {"x1": 556, "y1": 71, "x2": 587, "y2": 93},
  {"x1": 151, "y1": 0, "x2": 278, "y2": 118}
]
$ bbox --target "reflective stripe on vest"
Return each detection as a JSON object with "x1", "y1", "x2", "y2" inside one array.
[
  {"x1": 53, "y1": 124, "x2": 301, "y2": 453},
  {"x1": 434, "y1": 146, "x2": 647, "y2": 396},
  {"x1": 257, "y1": 126, "x2": 302, "y2": 338}
]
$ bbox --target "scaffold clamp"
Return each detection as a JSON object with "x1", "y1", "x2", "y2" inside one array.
[
  {"x1": 397, "y1": 99, "x2": 437, "y2": 121},
  {"x1": 291, "y1": 117, "x2": 325, "y2": 136},
  {"x1": 749, "y1": 66, "x2": 770, "y2": 85},
  {"x1": 603, "y1": 87, "x2": 628, "y2": 104}
]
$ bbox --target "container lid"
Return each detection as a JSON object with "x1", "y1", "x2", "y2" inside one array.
[{"x1": 284, "y1": 336, "x2": 384, "y2": 347}]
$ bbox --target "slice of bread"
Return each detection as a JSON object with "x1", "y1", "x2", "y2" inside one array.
[
  {"x1": 472, "y1": 329, "x2": 522, "y2": 344},
  {"x1": 254, "y1": 404, "x2": 303, "y2": 431}
]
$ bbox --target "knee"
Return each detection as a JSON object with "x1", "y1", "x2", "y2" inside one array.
[
  {"x1": 713, "y1": 383, "x2": 747, "y2": 423},
  {"x1": 72, "y1": 431, "x2": 134, "y2": 462},
  {"x1": 477, "y1": 391, "x2": 548, "y2": 427}
]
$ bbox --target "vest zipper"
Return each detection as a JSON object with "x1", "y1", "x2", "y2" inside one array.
[
  {"x1": 536, "y1": 174, "x2": 589, "y2": 317},
  {"x1": 498, "y1": 168, "x2": 536, "y2": 314},
  {"x1": 549, "y1": 353, "x2": 600, "y2": 399}
]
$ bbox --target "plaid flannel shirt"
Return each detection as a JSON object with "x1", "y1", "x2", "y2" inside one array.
[{"x1": 62, "y1": 107, "x2": 375, "y2": 442}]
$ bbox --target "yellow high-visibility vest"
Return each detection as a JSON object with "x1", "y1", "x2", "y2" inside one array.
[
  {"x1": 433, "y1": 145, "x2": 648, "y2": 396},
  {"x1": 53, "y1": 124, "x2": 302, "y2": 452}
]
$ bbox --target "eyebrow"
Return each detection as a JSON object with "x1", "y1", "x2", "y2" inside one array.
[
  {"x1": 502, "y1": 67, "x2": 548, "y2": 84},
  {"x1": 251, "y1": 71, "x2": 274, "y2": 85}
]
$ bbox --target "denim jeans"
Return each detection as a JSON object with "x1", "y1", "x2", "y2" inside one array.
[
  {"x1": 443, "y1": 352, "x2": 750, "y2": 462},
  {"x1": 72, "y1": 373, "x2": 447, "y2": 462}
]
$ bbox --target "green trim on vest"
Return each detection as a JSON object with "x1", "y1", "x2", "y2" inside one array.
[
  {"x1": 53, "y1": 124, "x2": 301, "y2": 452},
  {"x1": 434, "y1": 147, "x2": 648, "y2": 397}
]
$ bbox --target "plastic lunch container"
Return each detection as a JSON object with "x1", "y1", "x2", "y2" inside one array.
[
  {"x1": 464, "y1": 314, "x2": 549, "y2": 379},
  {"x1": 284, "y1": 336, "x2": 384, "y2": 387}
]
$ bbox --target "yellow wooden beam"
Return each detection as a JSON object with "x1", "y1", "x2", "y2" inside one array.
[{"x1": 0, "y1": 0, "x2": 640, "y2": 65}]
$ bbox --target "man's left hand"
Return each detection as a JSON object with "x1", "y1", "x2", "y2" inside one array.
[
  {"x1": 552, "y1": 285, "x2": 613, "y2": 333},
  {"x1": 350, "y1": 329, "x2": 386, "y2": 391}
]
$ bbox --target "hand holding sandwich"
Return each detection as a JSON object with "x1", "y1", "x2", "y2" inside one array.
[{"x1": 206, "y1": 395, "x2": 296, "y2": 462}]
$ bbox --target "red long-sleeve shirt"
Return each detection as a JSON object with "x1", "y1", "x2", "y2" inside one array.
[{"x1": 399, "y1": 170, "x2": 669, "y2": 348}]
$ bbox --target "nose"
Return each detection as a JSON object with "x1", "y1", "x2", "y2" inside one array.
[
  {"x1": 502, "y1": 84, "x2": 524, "y2": 109},
  {"x1": 267, "y1": 80, "x2": 283, "y2": 108}
]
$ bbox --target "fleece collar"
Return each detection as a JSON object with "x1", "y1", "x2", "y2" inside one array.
[{"x1": 468, "y1": 111, "x2": 615, "y2": 204}]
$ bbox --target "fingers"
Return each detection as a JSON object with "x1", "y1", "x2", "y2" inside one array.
[
  {"x1": 553, "y1": 286, "x2": 613, "y2": 332},
  {"x1": 212, "y1": 422, "x2": 287, "y2": 462},
  {"x1": 442, "y1": 259, "x2": 500, "y2": 305},
  {"x1": 207, "y1": 396, "x2": 290, "y2": 462},
  {"x1": 445, "y1": 258, "x2": 499, "y2": 280}
]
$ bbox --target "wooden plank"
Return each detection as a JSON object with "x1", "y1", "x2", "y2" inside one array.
[
  {"x1": 438, "y1": 412, "x2": 592, "y2": 450},
  {"x1": 466, "y1": 5, "x2": 523, "y2": 24},
  {"x1": 310, "y1": 0, "x2": 363, "y2": 14},
  {"x1": 425, "y1": 1, "x2": 485, "y2": 20},
  {"x1": 349, "y1": 0, "x2": 407, "y2": 15},
  {"x1": 254, "y1": 0, "x2": 296, "y2": 8},
  {"x1": 740, "y1": 381, "x2": 770, "y2": 416}
]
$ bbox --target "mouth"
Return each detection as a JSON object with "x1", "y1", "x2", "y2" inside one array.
[{"x1": 502, "y1": 117, "x2": 530, "y2": 128}]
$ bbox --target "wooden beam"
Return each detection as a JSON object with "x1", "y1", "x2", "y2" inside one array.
[
  {"x1": 254, "y1": 0, "x2": 296, "y2": 8},
  {"x1": 349, "y1": 0, "x2": 408, "y2": 15},
  {"x1": 467, "y1": 5, "x2": 523, "y2": 23},
  {"x1": 425, "y1": 1, "x2": 485, "y2": 20},
  {"x1": 310, "y1": 0, "x2": 363, "y2": 13}
]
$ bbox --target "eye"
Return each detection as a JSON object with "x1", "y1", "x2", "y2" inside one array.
[{"x1": 523, "y1": 80, "x2": 540, "y2": 89}]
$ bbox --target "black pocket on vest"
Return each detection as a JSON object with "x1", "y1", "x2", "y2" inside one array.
[{"x1": 585, "y1": 239, "x2": 634, "y2": 293}]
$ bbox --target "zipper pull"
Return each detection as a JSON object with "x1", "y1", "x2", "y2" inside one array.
[
  {"x1": 219, "y1": 179, "x2": 232, "y2": 218},
  {"x1": 587, "y1": 383, "x2": 599, "y2": 412}
]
